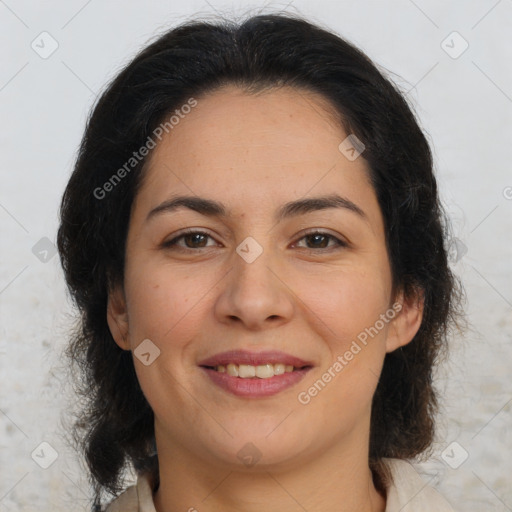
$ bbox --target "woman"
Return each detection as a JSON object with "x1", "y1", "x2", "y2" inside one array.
[{"x1": 57, "y1": 12, "x2": 463, "y2": 512}]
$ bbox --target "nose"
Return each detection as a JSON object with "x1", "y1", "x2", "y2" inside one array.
[{"x1": 213, "y1": 242, "x2": 295, "y2": 331}]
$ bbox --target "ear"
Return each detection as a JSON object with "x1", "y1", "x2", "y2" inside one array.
[
  {"x1": 385, "y1": 287, "x2": 424, "y2": 353},
  {"x1": 107, "y1": 282, "x2": 131, "y2": 351}
]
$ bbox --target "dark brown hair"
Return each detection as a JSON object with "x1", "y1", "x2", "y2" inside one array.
[{"x1": 56, "y1": 11, "x2": 464, "y2": 508}]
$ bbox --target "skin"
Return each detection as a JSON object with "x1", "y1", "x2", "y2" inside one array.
[{"x1": 107, "y1": 84, "x2": 424, "y2": 512}]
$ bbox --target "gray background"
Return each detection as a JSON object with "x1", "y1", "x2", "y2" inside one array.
[{"x1": 1, "y1": 0, "x2": 511, "y2": 510}]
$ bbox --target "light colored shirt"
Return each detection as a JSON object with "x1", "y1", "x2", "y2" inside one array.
[{"x1": 105, "y1": 457, "x2": 455, "y2": 511}]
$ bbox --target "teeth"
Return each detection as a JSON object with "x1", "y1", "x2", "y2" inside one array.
[
  {"x1": 226, "y1": 363, "x2": 238, "y2": 377},
  {"x1": 255, "y1": 364, "x2": 273, "y2": 378},
  {"x1": 215, "y1": 363, "x2": 297, "y2": 379},
  {"x1": 239, "y1": 364, "x2": 256, "y2": 378},
  {"x1": 274, "y1": 363, "x2": 285, "y2": 375}
]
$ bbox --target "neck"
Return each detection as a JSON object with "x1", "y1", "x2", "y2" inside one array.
[{"x1": 152, "y1": 425, "x2": 386, "y2": 512}]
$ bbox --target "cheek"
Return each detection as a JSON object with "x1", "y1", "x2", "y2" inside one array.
[
  {"x1": 297, "y1": 264, "x2": 392, "y2": 347},
  {"x1": 124, "y1": 262, "x2": 206, "y2": 349},
  {"x1": 122, "y1": 263, "x2": 210, "y2": 417},
  {"x1": 297, "y1": 271, "x2": 391, "y2": 420}
]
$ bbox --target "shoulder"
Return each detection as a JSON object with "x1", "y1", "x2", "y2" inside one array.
[
  {"x1": 104, "y1": 473, "x2": 156, "y2": 512},
  {"x1": 382, "y1": 458, "x2": 456, "y2": 512}
]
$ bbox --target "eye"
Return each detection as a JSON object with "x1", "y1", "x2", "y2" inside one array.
[
  {"x1": 162, "y1": 229, "x2": 218, "y2": 250},
  {"x1": 161, "y1": 229, "x2": 347, "y2": 252},
  {"x1": 293, "y1": 230, "x2": 347, "y2": 251}
]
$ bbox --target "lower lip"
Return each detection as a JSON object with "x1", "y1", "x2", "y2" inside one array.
[{"x1": 200, "y1": 367, "x2": 312, "y2": 398}]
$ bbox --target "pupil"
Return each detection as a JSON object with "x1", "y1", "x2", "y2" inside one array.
[
  {"x1": 309, "y1": 234, "x2": 327, "y2": 248},
  {"x1": 187, "y1": 234, "x2": 206, "y2": 247}
]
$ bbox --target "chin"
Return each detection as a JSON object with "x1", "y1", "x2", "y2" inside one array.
[{"x1": 201, "y1": 430, "x2": 309, "y2": 470}]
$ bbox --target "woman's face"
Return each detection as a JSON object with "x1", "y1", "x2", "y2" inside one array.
[{"x1": 108, "y1": 85, "x2": 422, "y2": 471}]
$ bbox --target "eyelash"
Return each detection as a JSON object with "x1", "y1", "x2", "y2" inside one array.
[{"x1": 162, "y1": 228, "x2": 348, "y2": 252}]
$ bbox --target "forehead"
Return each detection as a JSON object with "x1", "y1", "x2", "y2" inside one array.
[
  {"x1": 133, "y1": 85, "x2": 377, "y2": 223},
  {"x1": 149, "y1": 85, "x2": 345, "y2": 163}
]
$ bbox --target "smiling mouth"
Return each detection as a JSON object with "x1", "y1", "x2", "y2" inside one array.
[{"x1": 201, "y1": 363, "x2": 312, "y2": 379}]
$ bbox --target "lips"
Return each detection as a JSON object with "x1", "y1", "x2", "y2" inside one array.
[
  {"x1": 198, "y1": 349, "x2": 314, "y2": 397},
  {"x1": 198, "y1": 349, "x2": 313, "y2": 369}
]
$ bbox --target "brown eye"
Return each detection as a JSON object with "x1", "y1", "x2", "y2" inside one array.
[
  {"x1": 294, "y1": 231, "x2": 347, "y2": 250},
  {"x1": 181, "y1": 232, "x2": 209, "y2": 248},
  {"x1": 163, "y1": 230, "x2": 216, "y2": 250}
]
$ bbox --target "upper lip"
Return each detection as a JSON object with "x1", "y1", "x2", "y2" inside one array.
[{"x1": 198, "y1": 350, "x2": 313, "y2": 368}]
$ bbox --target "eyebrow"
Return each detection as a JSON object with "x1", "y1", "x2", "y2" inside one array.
[{"x1": 145, "y1": 194, "x2": 368, "y2": 224}]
